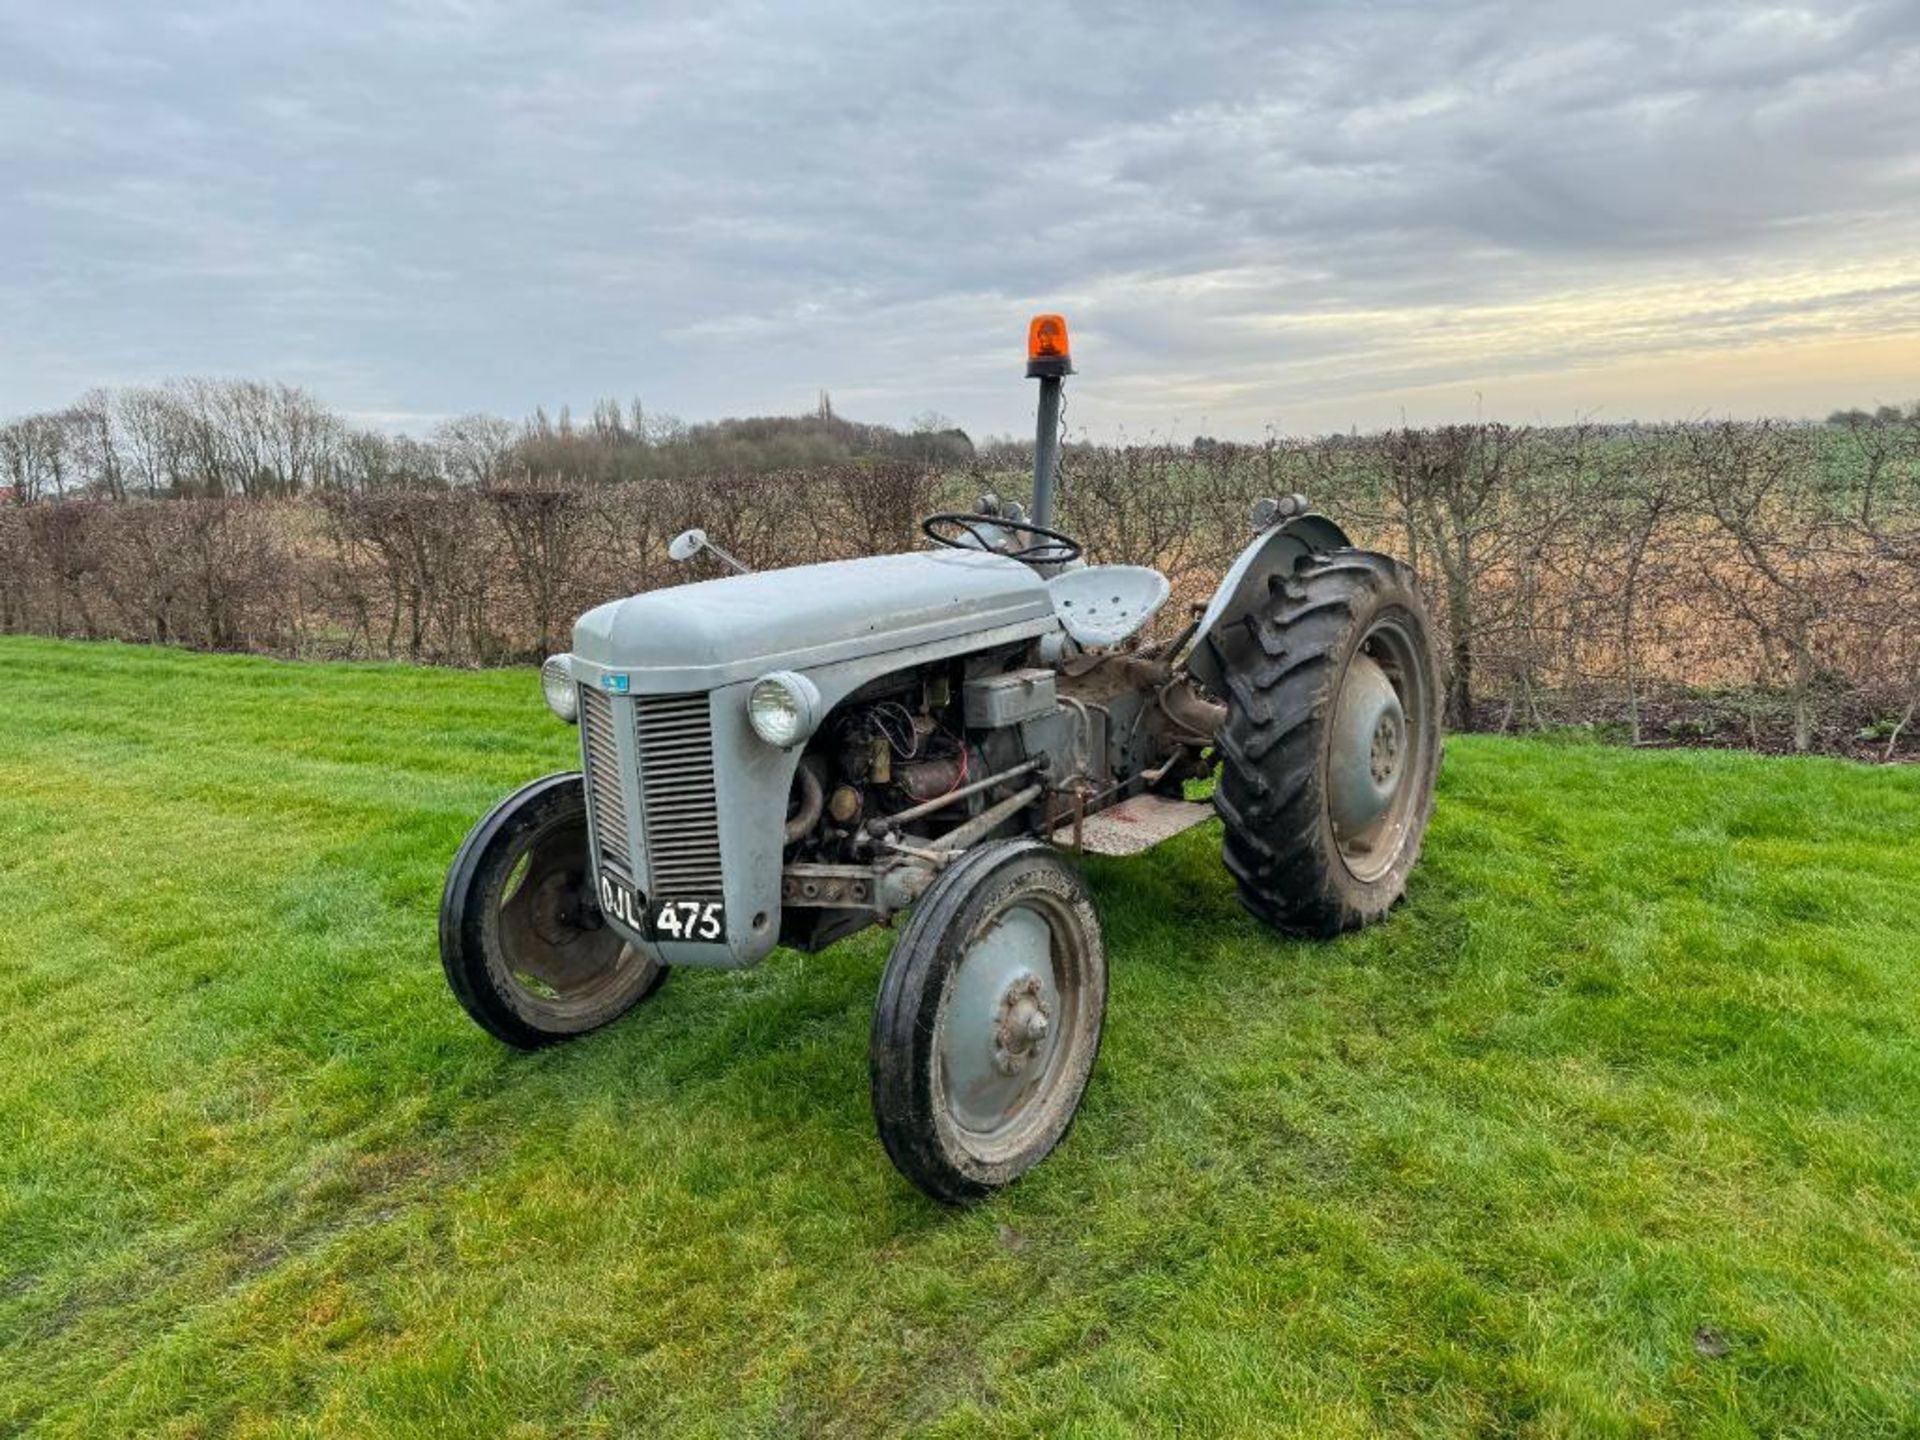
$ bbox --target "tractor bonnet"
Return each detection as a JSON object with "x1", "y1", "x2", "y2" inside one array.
[{"x1": 572, "y1": 548, "x2": 1056, "y2": 692}]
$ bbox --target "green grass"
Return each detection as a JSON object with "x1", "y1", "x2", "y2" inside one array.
[{"x1": 2, "y1": 636, "x2": 1917, "y2": 1438}]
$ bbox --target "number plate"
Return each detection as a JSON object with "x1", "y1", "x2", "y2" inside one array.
[
  {"x1": 648, "y1": 896, "x2": 726, "y2": 943},
  {"x1": 597, "y1": 874, "x2": 726, "y2": 943},
  {"x1": 596, "y1": 872, "x2": 649, "y2": 933}
]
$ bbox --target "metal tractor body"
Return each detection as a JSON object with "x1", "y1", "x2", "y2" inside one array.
[
  {"x1": 441, "y1": 315, "x2": 1443, "y2": 1202},
  {"x1": 566, "y1": 542, "x2": 1225, "y2": 968}
]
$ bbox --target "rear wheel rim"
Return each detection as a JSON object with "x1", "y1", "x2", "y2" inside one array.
[
  {"x1": 488, "y1": 810, "x2": 642, "y2": 1019},
  {"x1": 1328, "y1": 612, "x2": 1431, "y2": 884}
]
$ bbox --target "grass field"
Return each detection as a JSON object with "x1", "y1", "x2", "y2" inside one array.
[{"x1": 1, "y1": 636, "x2": 1917, "y2": 1438}]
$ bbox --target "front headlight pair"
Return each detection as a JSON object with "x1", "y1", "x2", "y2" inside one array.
[{"x1": 542, "y1": 655, "x2": 818, "y2": 750}]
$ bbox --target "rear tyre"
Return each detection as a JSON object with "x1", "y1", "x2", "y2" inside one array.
[
  {"x1": 440, "y1": 772, "x2": 667, "y2": 1049},
  {"x1": 870, "y1": 841, "x2": 1106, "y2": 1203},
  {"x1": 1207, "y1": 549, "x2": 1442, "y2": 935}
]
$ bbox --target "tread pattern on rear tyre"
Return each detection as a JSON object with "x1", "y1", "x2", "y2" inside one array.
[{"x1": 1204, "y1": 548, "x2": 1440, "y2": 936}]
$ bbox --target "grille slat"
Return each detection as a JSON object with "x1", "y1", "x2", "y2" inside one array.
[
  {"x1": 578, "y1": 686, "x2": 632, "y2": 876},
  {"x1": 635, "y1": 694, "x2": 725, "y2": 896}
]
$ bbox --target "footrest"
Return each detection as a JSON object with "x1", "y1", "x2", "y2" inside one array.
[{"x1": 1052, "y1": 793, "x2": 1214, "y2": 857}]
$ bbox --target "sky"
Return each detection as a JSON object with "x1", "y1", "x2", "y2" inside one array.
[{"x1": 3, "y1": 0, "x2": 1918, "y2": 440}]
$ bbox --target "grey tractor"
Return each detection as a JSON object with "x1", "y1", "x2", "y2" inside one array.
[{"x1": 441, "y1": 314, "x2": 1442, "y2": 1202}]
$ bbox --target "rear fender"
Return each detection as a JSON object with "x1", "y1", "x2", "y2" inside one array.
[{"x1": 1186, "y1": 514, "x2": 1351, "y2": 695}]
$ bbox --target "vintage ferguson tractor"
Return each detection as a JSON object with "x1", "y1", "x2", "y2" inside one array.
[{"x1": 441, "y1": 315, "x2": 1441, "y2": 1201}]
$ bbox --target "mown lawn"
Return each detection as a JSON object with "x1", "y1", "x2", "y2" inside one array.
[{"x1": 1, "y1": 636, "x2": 1917, "y2": 1438}]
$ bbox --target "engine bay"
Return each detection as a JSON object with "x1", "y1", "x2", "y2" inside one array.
[{"x1": 775, "y1": 641, "x2": 1221, "y2": 951}]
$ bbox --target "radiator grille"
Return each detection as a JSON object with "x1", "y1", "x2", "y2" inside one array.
[
  {"x1": 577, "y1": 686, "x2": 632, "y2": 876},
  {"x1": 634, "y1": 693, "x2": 724, "y2": 896}
]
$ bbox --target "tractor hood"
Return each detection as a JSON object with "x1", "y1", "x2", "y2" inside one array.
[{"x1": 571, "y1": 549, "x2": 1057, "y2": 692}]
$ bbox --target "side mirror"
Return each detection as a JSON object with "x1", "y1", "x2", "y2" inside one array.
[{"x1": 665, "y1": 526, "x2": 751, "y2": 575}]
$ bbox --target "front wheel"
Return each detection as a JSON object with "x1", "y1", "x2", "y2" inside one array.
[
  {"x1": 870, "y1": 841, "x2": 1107, "y2": 1203},
  {"x1": 440, "y1": 772, "x2": 667, "y2": 1049},
  {"x1": 1208, "y1": 548, "x2": 1442, "y2": 935}
]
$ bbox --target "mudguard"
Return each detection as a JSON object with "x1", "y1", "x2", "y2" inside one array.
[{"x1": 1186, "y1": 513, "x2": 1353, "y2": 695}]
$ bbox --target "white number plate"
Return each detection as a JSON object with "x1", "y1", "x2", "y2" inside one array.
[
  {"x1": 595, "y1": 874, "x2": 725, "y2": 943},
  {"x1": 647, "y1": 896, "x2": 726, "y2": 942}
]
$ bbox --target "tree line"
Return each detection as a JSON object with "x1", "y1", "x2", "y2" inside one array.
[{"x1": 0, "y1": 380, "x2": 976, "y2": 503}]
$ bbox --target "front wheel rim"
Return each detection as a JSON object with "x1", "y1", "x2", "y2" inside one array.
[
  {"x1": 935, "y1": 891, "x2": 1093, "y2": 1160},
  {"x1": 489, "y1": 812, "x2": 643, "y2": 1017}
]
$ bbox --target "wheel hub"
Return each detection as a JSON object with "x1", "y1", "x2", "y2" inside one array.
[
  {"x1": 939, "y1": 905, "x2": 1062, "y2": 1135},
  {"x1": 1328, "y1": 652, "x2": 1406, "y2": 836},
  {"x1": 528, "y1": 869, "x2": 596, "y2": 947},
  {"x1": 1369, "y1": 711, "x2": 1403, "y2": 786}
]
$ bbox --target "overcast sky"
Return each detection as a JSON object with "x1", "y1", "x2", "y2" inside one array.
[{"x1": 4, "y1": 0, "x2": 1918, "y2": 439}]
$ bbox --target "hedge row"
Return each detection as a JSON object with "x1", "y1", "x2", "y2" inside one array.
[{"x1": 4, "y1": 422, "x2": 1917, "y2": 756}]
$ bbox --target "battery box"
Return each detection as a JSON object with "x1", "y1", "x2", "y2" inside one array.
[{"x1": 963, "y1": 668, "x2": 1058, "y2": 728}]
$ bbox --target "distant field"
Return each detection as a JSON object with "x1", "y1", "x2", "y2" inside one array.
[{"x1": 2, "y1": 636, "x2": 1917, "y2": 1438}]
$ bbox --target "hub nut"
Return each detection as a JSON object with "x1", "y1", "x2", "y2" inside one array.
[
  {"x1": 1370, "y1": 713, "x2": 1402, "y2": 784},
  {"x1": 991, "y1": 973, "x2": 1053, "y2": 1076}
]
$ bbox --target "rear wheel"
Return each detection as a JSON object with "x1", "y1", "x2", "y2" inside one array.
[
  {"x1": 870, "y1": 841, "x2": 1106, "y2": 1203},
  {"x1": 440, "y1": 772, "x2": 667, "y2": 1048},
  {"x1": 1209, "y1": 549, "x2": 1441, "y2": 935}
]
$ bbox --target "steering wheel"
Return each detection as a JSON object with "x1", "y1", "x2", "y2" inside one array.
[{"x1": 921, "y1": 512, "x2": 1084, "y2": 565}]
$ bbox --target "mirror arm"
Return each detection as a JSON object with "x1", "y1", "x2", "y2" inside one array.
[
  {"x1": 703, "y1": 540, "x2": 751, "y2": 576},
  {"x1": 668, "y1": 528, "x2": 752, "y2": 575}
]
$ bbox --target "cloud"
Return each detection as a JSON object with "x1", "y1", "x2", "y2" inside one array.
[{"x1": 2, "y1": 0, "x2": 1917, "y2": 437}]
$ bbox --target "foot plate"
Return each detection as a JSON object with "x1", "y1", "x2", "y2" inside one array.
[{"x1": 1052, "y1": 794, "x2": 1213, "y2": 857}]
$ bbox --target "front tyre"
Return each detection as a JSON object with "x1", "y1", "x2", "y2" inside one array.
[
  {"x1": 1209, "y1": 549, "x2": 1442, "y2": 935},
  {"x1": 870, "y1": 841, "x2": 1107, "y2": 1203},
  {"x1": 440, "y1": 772, "x2": 667, "y2": 1049}
]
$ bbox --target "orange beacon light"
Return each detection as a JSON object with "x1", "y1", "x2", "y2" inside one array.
[
  {"x1": 1026, "y1": 313, "x2": 1073, "y2": 379},
  {"x1": 1026, "y1": 313, "x2": 1071, "y2": 524}
]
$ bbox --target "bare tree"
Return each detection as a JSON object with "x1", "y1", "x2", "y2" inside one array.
[
  {"x1": 66, "y1": 391, "x2": 125, "y2": 500},
  {"x1": 334, "y1": 428, "x2": 445, "y2": 493},
  {"x1": 1600, "y1": 427, "x2": 1695, "y2": 744},
  {"x1": 1367, "y1": 424, "x2": 1569, "y2": 726},
  {"x1": 432, "y1": 414, "x2": 519, "y2": 489},
  {"x1": 116, "y1": 387, "x2": 192, "y2": 497},
  {"x1": 0, "y1": 412, "x2": 73, "y2": 503}
]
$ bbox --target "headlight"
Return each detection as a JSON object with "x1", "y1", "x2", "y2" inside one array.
[
  {"x1": 747, "y1": 671, "x2": 820, "y2": 748},
  {"x1": 540, "y1": 654, "x2": 579, "y2": 723}
]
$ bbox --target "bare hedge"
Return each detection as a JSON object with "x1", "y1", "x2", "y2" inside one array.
[{"x1": 5, "y1": 422, "x2": 1918, "y2": 757}]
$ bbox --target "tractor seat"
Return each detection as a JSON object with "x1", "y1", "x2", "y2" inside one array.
[{"x1": 1046, "y1": 565, "x2": 1171, "y2": 649}]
